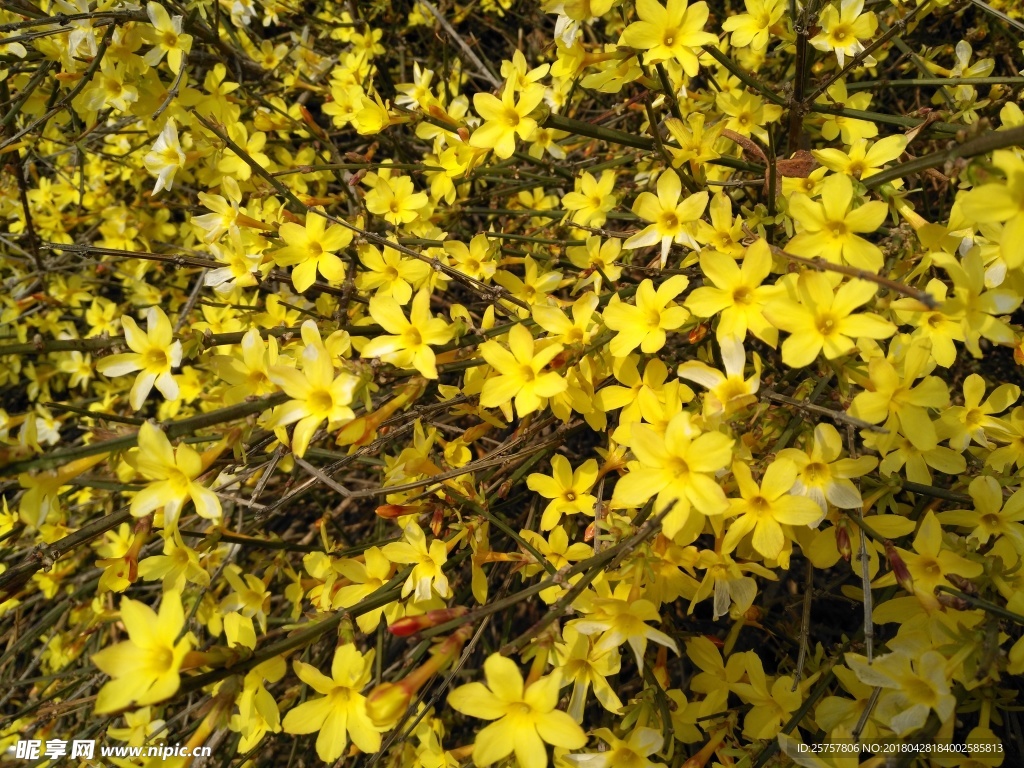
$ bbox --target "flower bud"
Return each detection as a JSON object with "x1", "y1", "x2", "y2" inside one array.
[
  {"x1": 835, "y1": 519, "x2": 852, "y2": 562},
  {"x1": 884, "y1": 540, "x2": 914, "y2": 594},
  {"x1": 388, "y1": 606, "x2": 467, "y2": 637},
  {"x1": 365, "y1": 682, "x2": 412, "y2": 729},
  {"x1": 375, "y1": 503, "x2": 425, "y2": 519}
]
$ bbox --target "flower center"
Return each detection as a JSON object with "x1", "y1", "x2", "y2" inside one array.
[
  {"x1": 660, "y1": 211, "x2": 680, "y2": 232},
  {"x1": 816, "y1": 313, "x2": 838, "y2": 335},
  {"x1": 804, "y1": 462, "x2": 829, "y2": 484},
  {"x1": 309, "y1": 388, "x2": 334, "y2": 414},
  {"x1": 144, "y1": 348, "x2": 169, "y2": 370},
  {"x1": 733, "y1": 286, "x2": 753, "y2": 305},
  {"x1": 149, "y1": 645, "x2": 175, "y2": 674}
]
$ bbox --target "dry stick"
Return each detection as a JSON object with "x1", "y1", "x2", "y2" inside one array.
[
  {"x1": 791, "y1": 560, "x2": 815, "y2": 690},
  {"x1": 753, "y1": 230, "x2": 938, "y2": 309},
  {"x1": 846, "y1": 424, "x2": 874, "y2": 664},
  {"x1": 191, "y1": 112, "x2": 530, "y2": 313},
  {"x1": 853, "y1": 686, "x2": 883, "y2": 741},
  {"x1": 864, "y1": 123, "x2": 1024, "y2": 190},
  {"x1": 293, "y1": 456, "x2": 352, "y2": 497},
  {"x1": 174, "y1": 266, "x2": 208, "y2": 333},
  {"x1": 419, "y1": 0, "x2": 501, "y2": 87},
  {"x1": 151, "y1": 53, "x2": 188, "y2": 122},
  {"x1": 761, "y1": 389, "x2": 886, "y2": 433}
]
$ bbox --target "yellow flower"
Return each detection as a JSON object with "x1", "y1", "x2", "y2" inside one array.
[
  {"x1": 96, "y1": 306, "x2": 182, "y2": 410},
  {"x1": 562, "y1": 170, "x2": 618, "y2": 228},
  {"x1": 144, "y1": 2, "x2": 193, "y2": 74},
  {"x1": 444, "y1": 234, "x2": 498, "y2": 282},
  {"x1": 733, "y1": 653, "x2": 803, "y2": 740},
  {"x1": 960, "y1": 150, "x2": 1024, "y2": 269},
  {"x1": 695, "y1": 192, "x2": 746, "y2": 257},
  {"x1": 848, "y1": 356, "x2": 950, "y2": 451},
  {"x1": 845, "y1": 650, "x2": 956, "y2": 736},
  {"x1": 381, "y1": 522, "x2": 451, "y2": 601},
  {"x1": 939, "y1": 373, "x2": 1018, "y2": 451},
  {"x1": 721, "y1": 459, "x2": 822, "y2": 560},
  {"x1": 571, "y1": 584, "x2": 678, "y2": 670},
  {"x1": 92, "y1": 592, "x2": 193, "y2": 713},
  {"x1": 677, "y1": 336, "x2": 760, "y2": 419},
  {"x1": 810, "y1": 0, "x2": 877, "y2": 68},
  {"x1": 272, "y1": 209, "x2": 352, "y2": 293},
  {"x1": 603, "y1": 276, "x2": 689, "y2": 357},
  {"x1": 211, "y1": 327, "x2": 280, "y2": 405},
  {"x1": 611, "y1": 411, "x2": 734, "y2": 539},
  {"x1": 777, "y1": 423, "x2": 877, "y2": 514},
  {"x1": 553, "y1": 626, "x2": 623, "y2": 721},
  {"x1": 685, "y1": 240, "x2": 780, "y2": 345},
  {"x1": 138, "y1": 531, "x2": 210, "y2": 592},
  {"x1": 871, "y1": 511, "x2": 983, "y2": 611},
  {"x1": 621, "y1": 0, "x2": 717, "y2": 75},
  {"x1": 479, "y1": 324, "x2": 567, "y2": 417},
  {"x1": 566, "y1": 236, "x2": 623, "y2": 294},
  {"x1": 533, "y1": 292, "x2": 600, "y2": 347},
  {"x1": 361, "y1": 290, "x2": 454, "y2": 379},
  {"x1": 447, "y1": 654, "x2": 586, "y2": 768},
  {"x1": 267, "y1": 342, "x2": 359, "y2": 458},
  {"x1": 812, "y1": 135, "x2": 908, "y2": 181},
  {"x1": 129, "y1": 421, "x2": 222, "y2": 526},
  {"x1": 356, "y1": 242, "x2": 431, "y2": 304},
  {"x1": 664, "y1": 113, "x2": 723, "y2": 170},
  {"x1": 143, "y1": 119, "x2": 185, "y2": 195},
  {"x1": 764, "y1": 273, "x2": 896, "y2": 368},
  {"x1": 470, "y1": 80, "x2": 546, "y2": 160},
  {"x1": 932, "y1": 248, "x2": 1021, "y2": 357},
  {"x1": 721, "y1": 0, "x2": 785, "y2": 51},
  {"x1": 624, "y1": 170, "x2": 708, "y2": 266},
  {"x1": 939, "y1": 476, "x2": 1024, "y2": 552},
  {"x1": 786, "y1": 173, "x2": 889, "y2": 271},
  {"x1": 282, "y1": 645, "x2": 382, "y2": 762},
  {"x1": 527, "y1": 454, "x2": 599, "y2": 530},
  {"x1": 816, "y1": 80, "x2": 878, "y2": 144},
  {"x1": 575, "y1": 727, "x2": 664, "y2": 768},
  {"x1": 365, "y1": 175, "x2": 428, "y2": 226}
]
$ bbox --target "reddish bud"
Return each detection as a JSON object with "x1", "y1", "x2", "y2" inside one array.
[
  {"x1": 835, "y1": 520, "x2": 852, "y2": 562},
  {"x1": 884, "y1": 540, "x2": 914, "y2": 593},
  {"x1": 688, "y1": 323, "x2": 709, "y2": 345},
  {"x1": 375, "y1": 504, "x2": 425, "y2": 519},
  {"x1": 388, "y1": 606, "x2": 468, "y2": 637},
  {"x1": 935, "y1": 590, "x2": 969, "y2": 611}
]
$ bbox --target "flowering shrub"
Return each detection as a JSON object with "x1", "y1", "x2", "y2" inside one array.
[{"x1": 3, "y1": 0, "x2": 1024, "y2": 766}]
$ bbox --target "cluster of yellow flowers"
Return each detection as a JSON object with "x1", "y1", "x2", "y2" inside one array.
[{"x1": 2, "y1": 0, "x2": 1024, "y2": 766}]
